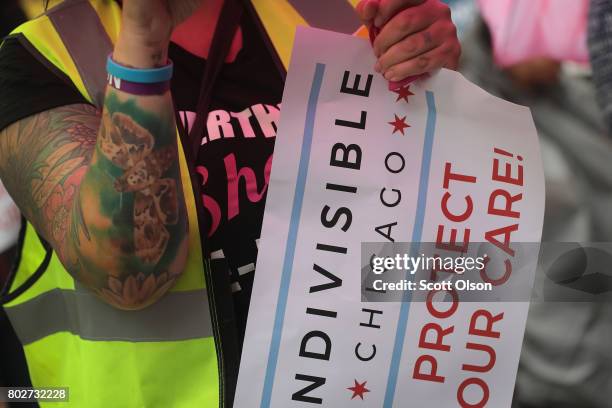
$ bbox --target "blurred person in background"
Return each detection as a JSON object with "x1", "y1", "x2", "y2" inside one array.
[
  {"x1": 589, "y1": 0, "x2": 612, "y2": 135},
  {"x1": 0, "y1": 0, "x2": 460, "y2": 406},
  {"x1": 460, "y1": 0, "x2": 612, "y2": 407}
]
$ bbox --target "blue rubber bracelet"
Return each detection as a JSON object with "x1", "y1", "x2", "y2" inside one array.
[{"x1": 106, "y1": 55, "x2": 173, "y2": 83}]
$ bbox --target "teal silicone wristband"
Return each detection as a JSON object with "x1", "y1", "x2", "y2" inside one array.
[{"x1": 106, "y1": 55, "x2": 173, "y2": 83}]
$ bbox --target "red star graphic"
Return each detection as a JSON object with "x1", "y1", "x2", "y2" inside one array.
[
  {"x1": 388, "y1": 114, "x2": 410, "y2": 135},
  {"x1": 347, "y1": 379, "x2": 370, "y2": 400},
  {"x1": 393, "y1": 85, "x2": 414, "y2": 103}
]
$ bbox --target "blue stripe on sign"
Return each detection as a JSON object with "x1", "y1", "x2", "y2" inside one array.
[
  {"x1": 384, "y1": 91, "x2": 437, "y2": 408},
  {"x1": 260, "y1": 63, "x2": 326, "y2": 408}
]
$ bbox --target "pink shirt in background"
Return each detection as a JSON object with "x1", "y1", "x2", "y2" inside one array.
[{"x1": 477, "y1": 0, "x2": 589, "y2": 67}]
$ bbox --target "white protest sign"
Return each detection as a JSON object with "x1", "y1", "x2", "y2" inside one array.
[{"x1": 235, "y1": 27, "x2": 544, "y2": 408}]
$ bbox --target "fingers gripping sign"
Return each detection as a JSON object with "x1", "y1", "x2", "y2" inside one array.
[{"x1": 356, "y1": 0, "x2": 461, "y2": 83}]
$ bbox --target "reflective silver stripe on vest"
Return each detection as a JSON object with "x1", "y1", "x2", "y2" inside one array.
[
  {"x1": 47, "y1": 0, "x2": 112, "y2": 108},
  {"x1": 5, "y1": 288, "x2": 213, "y2": 345}
]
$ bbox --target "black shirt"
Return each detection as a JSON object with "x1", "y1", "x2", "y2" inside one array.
[
  {"x1": 0, "y1": 13, "x2": 284, "y2": 343},
  {"x1": 0, "y1": 0, "x2": 26, "y2": 37}
]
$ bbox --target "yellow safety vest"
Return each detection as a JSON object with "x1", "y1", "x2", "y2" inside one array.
[
  {"x1": 19, "y1": 0, "x2": 64, "y2": 19},
  {"x1": 0, "y1": 1, "x2": 366, "y2": 407}
]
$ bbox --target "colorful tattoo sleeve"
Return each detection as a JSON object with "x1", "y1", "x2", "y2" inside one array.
[{"x1": 0, "y1": 88, "x2": 189, "y2": 310}]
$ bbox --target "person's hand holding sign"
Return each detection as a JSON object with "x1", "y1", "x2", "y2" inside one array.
[{"x1": 356, "y1": 0, "x2": 461, "y2": 82}]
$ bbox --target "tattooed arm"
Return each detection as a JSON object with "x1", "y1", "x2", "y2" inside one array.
[
  {"x1": 0, "y1": 0, "x2": 206, "y2": 309},
  {"x1": 0, "y1": 88, "x2": 189, "y2": 309}
]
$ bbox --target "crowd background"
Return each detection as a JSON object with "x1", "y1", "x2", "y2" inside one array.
[{"x1": 1, "y1": 0, "x2": 611, "y2": 407}]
